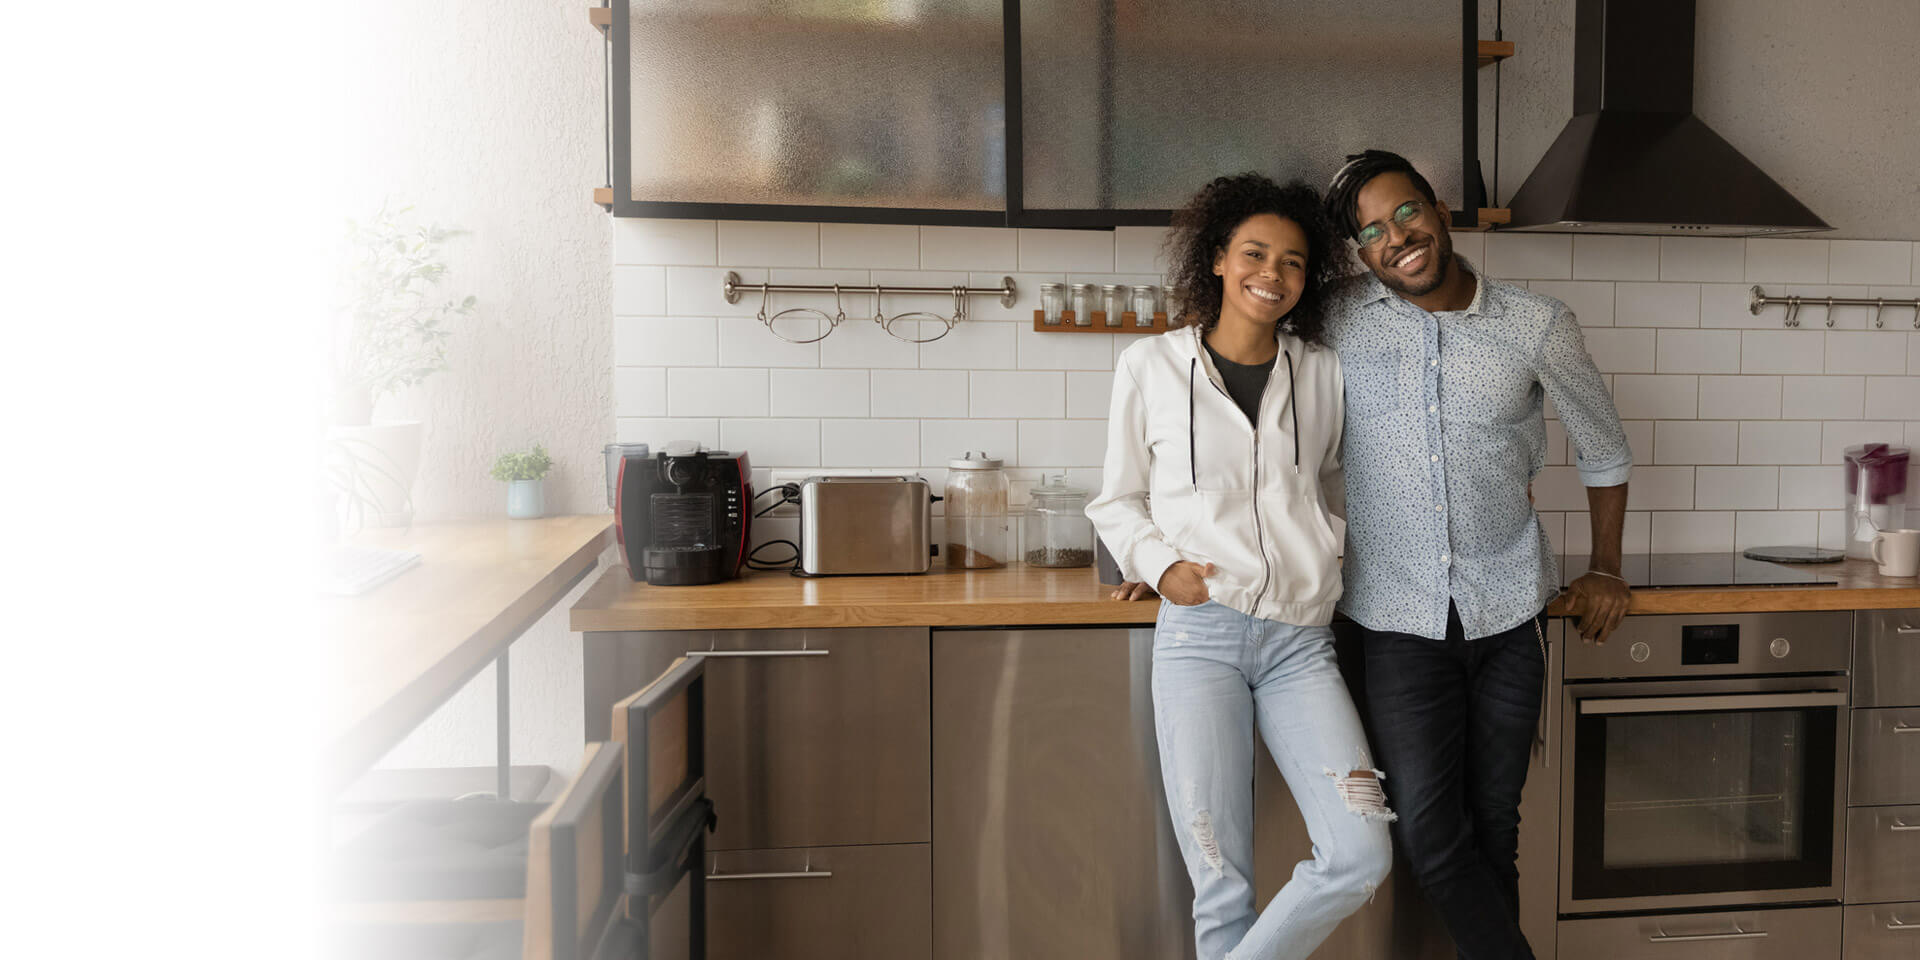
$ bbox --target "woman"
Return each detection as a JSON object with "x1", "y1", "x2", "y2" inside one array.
[{"x1": 1086, "y1": 173, "x2": 1392, "y2": 960}]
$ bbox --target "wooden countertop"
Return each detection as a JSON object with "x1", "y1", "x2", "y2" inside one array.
[
  {"x1": 326, "y1": 515, "x2": 612, "y2": 791},
  {"x1": 571, "y1": 557, "x2": 1920, "y2": 632}
]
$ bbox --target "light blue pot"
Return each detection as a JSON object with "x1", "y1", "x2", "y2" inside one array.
[{"x1": 506, "y1": 479, "x2": 546, "y2": 519}]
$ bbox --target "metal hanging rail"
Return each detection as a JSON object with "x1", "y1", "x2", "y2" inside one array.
[
  {"x1": 1749, "y1": 285, "x2": 1920, "y2": 329},
  {"x1": 722, "y1": 272, "x2": 1017, "y2": 308}
]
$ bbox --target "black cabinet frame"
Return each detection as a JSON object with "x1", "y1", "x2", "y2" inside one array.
[{"x1": 603, "y1": 1, "x2": 1478, "y2": 229}]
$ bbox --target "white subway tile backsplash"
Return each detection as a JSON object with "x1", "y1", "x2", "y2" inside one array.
[
  {"x1": 1734, "y1": 511, "x2": 1818, "y2": 551},
  {"x1": 1018, "y1": 229, "x2": 1115, "y2": 272},
  {"x1": 1745, "y1": 239, "x2": 1828, "y2": 283},
  {"x1": 1583, "y1": 329, "x2": 1657, "y2": 374},
  {"x1": 1781, "y1": 376, "x2": 1865, "y2": 420},
  {"x1": 616, "y1": 317, "x2": 718, "y2": 367},
  {"x1": 1660, "y1": 238, "x2": 1746, "y2": 282},
  {"x1": 1821, "y1": 421, "x2": 1907, "y2": 463},
  {"x1": 1654, "y1": 421, "x2": 1737, "y2": 464},
  {"x1": 667, "y1": 266, "x2": 764, "y2": 316},
  {"x1": 1017, "y1": 326, "x2": 1120, "y2": 371},
  {"x1": 1538, "y1": 511, "x2": 1567, "y2": 555},
  {"x1": 1826, "y1": 332, "x2": 1910, "y2": 375},
  {"x1": 1737, "y1": 421, "x2": 1822, "y2": 464},
  {"x1": 1699, "y1": 283, "x2": 1772, "y2": 329},
  {"x1": 717, "y1": 221, "x2": 819, "y2": 267},
  {"x1": 769, "y1": 369, "x2": 868, "y2": 417},
  {"x1": 820, "y1": 224, "x2": 919, "y2": 269},
  {"x1": 720, "y1": 419, "x2": 820, "y2": 467},
  {"x1": 1656, "y1": 329, "x2": 1739, "y2": 373},
  {"x1": 970, "y1": 371, "x2": 1064, "y2": 418},
  {"x1": 1698, "y1": 376, "x2": 1781, "y2": 420},
  {"x1": 820, "y1": 419, "x2": 916, "y2": 467},
  {"x1": 1531, "y1": 466, "x2": 1588, "y2": 511},
  {"x1": 1865, "y1": 376, "x2": 1920, "y2": 419},
  {"x1": 1573, "y1": 236, "x2": 1660, "y2": 280},
  {"x1": 922, "y1": 420, "x2": 1017, "y2": 467},
  {"x1": 1828, "y1": 240, "x2": 1911, "y2": 286},
  {"x1": 613, "y1": 367, "x2": 667, "y2": 417},
  {"x1": 716, "y1": 316, "x2": 820, "y2": 367},
  {"x1": 1562, "y1": 511, "x2": 1652, "y2": 554},
  {"x1": 1623, "y1": 420, "x2": 1655, "y2": 468},
  {"x1": 1451, "y1": 233, "x2": 1486, "y2": 268},
  {"x1": 867, "y1": 269, "x2": 972, "y2": 316},
  {"x1": 871, "y1": 370, "x2": 969, "y2": 418},
  {"x1": 820, "y1": 319, "x2": 920, "y2": 369},
  {"x1": 1652, "y1": 511, "x2": 1735, "y2": 552},
  {"x1": 1545, "y1": 419, "x2": 1569, "y2": 464},
  {"x1": 1741, "y1": 331, "x2": 1825, "y2": 374},
  {"x1": 1817, "y1": 510, "x2": 1850, "y2": 550},
  {"x1": 616, "y1": 417, "x2": 719, "y2": 449},
  {"x1": 1779, "y1": 465, "x2": 1844, "y2": 509},
  {"x1": 1530, "y1": 280, "x2": 1614, "y2": 326},
  {"x1": 1911, "y1": 333, "x2": 1920, "y2": 374},
  {"x1": 614, "y1": 219, "x2": 717, "y2": 266},
  {"x1": 919, "y1": 320, "x2": 1016, "y2": 370},
  {"x1": 667, "y1": 367, "x2": 767, "y2": 417},
  {"x1": 614, "y1": 265, "x2": 668, "y2": 315},
  {"x1": 920, "y1": 227, "x2": 1018, "y2": 271},
  {"x1": 1616, "y1": 282, "x2": 1700, "y2": 328},
  {"x1": 1067, "y1": 371, "x2": 1116, "y2": 418},
  {"x1": 1114, "y1": 227, "x2": 1173, "y2": 275},
  {"x1": 1019, "y1": 420, "x2": 1108, "y2": 468},
  {"x1": 1612, "y1": 375, "x2": 1696, "y2": 419},
  {"x1": 1626, "y1": 465, "x2": 1696, "y2": 509},
  {"x1": 1696, "y1": 466, "x2": 1777, "y2": 509},
  {"x1": 1485, "y1": 233, "x2": 1572, "y2": 279}
]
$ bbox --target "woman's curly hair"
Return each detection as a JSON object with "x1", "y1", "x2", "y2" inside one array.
[{"x1": 1162, "y1": 172, "x2": 1350, "y2": 346}]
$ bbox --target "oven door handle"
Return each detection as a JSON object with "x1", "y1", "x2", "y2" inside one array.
[{"x1": 1580, "y1": 690, "x2": 1847, "y2": 715}]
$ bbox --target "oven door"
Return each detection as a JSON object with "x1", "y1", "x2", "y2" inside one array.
[{"x1": 1558, "y1": 677, "x2": 1848, "y2": 915}]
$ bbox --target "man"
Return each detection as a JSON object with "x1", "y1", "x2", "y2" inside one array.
[
  {"x1": 1112, "y1": 149, "x2": 1633, "y2": 960},
  {"x1": 1318, "y1": 149, "x2": 1631, "y2": 959}
]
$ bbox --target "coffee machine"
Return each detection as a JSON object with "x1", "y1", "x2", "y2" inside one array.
[{"x1": 616, "y1": 443, "x2": 751, "y2": 585}]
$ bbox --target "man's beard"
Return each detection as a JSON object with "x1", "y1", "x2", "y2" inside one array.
[{"x1": 1374, "y1": 233, "x2": 1453, "y2": 298}]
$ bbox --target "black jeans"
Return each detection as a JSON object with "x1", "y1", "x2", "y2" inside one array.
[{"x1": 1358, "y1": 604, "x2": 1544, "y2": 960}]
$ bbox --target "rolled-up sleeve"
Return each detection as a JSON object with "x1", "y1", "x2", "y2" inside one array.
[{"x1": 1537, "y1": 306, "x2": 1633, "y2": 487}]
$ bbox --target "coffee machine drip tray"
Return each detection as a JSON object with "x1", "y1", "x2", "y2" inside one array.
[{"x1": 1560, "y1": 553, "x2": 1843, "y2": 589}]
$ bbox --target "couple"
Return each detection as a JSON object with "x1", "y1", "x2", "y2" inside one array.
[{"x1": 1086, "y1": 151, "x2": 1635, "y2": 960}]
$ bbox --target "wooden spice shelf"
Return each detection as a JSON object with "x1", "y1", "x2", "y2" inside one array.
[
  {"x1": 1477, "y1": 40, "x2": 1514, "y2": 67},
  {"x1": 1033, "y1": 310, "x2": 1170, "y2": 334}
]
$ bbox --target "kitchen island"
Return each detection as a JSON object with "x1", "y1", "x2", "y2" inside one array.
[{"x1": 570, "y1": 561, "x2": 1917, "y2": 960}]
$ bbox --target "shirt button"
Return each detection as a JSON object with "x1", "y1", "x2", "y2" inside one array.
[
  {"x1": 1430, "y1": 359, "x2": 1437, "y2": 367},
  {"x1": 1441, "y1": 554, "x2": 1450, "y2": 563},
  {"x1": 1428, "y1": 404, "x2": 1437, "y2": 413},
  {"x1": 1430, "y1": 454, "x2": 1439, "y2": 462},
  {"x1": 1435, "y1": 504, "x2": 1445, "y2": 512}
]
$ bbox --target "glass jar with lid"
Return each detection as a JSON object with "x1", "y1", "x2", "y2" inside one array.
[
  {"x1": 1023, "y1": 474, "x2": 1093, "y2": 567},
  {"x1": 945, "y1": 452, "x2": 1009, "y2": 568}
]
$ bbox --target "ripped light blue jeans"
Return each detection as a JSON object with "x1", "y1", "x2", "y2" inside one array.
[{"x1": 1153, "y1": 600, "x2": 1395, "y2": 960}]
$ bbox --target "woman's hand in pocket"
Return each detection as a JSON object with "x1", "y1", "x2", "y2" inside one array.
[{"x1": 1156, "y1": 561, "x2": 1217, "y2": 606}]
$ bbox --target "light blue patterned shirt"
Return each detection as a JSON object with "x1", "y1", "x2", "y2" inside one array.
[{"x1": 1324, "y1": 261, "x2": 1632, "y2": 640}]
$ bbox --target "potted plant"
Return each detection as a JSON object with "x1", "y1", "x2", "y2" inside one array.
[
  {"x1": 491, "y1": 445, "x2": 554, "y2": 520},
  {"x1": 326, "y1": 203, "x2": 477, "y2": 528}
]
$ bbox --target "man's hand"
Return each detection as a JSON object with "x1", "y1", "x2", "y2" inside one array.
[
  {"x1": 1152, "y1": 561, "x2": 1216, "y2": 606},
  {"x1": 1564, "y1": 571, "x2": 1630, "y2": 644}
]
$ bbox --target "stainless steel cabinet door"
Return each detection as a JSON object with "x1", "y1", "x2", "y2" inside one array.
[
  {"x1": 706, "y1": 844, "x2": 931, "y2": 960},
  {"x1": 1851, "y1": 708, "x2": 1920, "y2": 806},
  {"x1": 1846, "y1": 805, "x2": 1920, "y2": 903},
  {"x1": 584, "y1": 628, "x2": 930, "y2": 850},
  {"x1": 1853, "y1": 610, "x2": 1920, "y2": 708},
  {"x1": 1556, "y1": 906, "x2": 1841, "y2": 960},
  {"x1": 1842, "y1": 903, "x2": 1920, "y2": 959},
  {"x1": 932, "y1": 628, "x2": 1195, "y2": 960}
]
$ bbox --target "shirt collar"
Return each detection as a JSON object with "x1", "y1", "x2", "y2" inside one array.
[{"x1": 1356, "y1": 255, "x2": 1499, "y2": 318}]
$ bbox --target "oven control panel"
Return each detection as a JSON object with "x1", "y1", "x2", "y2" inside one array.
[
  {"x1": 1562, "y1": 612, "x2": 1850, "y2": 679},
  {"x1": 1680, "y1": 623, "x2": 1739, "y2": 664}
]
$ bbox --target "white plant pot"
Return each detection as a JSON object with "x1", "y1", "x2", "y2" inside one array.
[
  {"x1": 506, "y1": 479, "x2": 546, "y2": 520},
  {"x1": 329, "y1": 420, "x2": 424, "y2": 527}
]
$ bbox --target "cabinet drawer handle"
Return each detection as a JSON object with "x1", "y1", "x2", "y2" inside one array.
[
  {"x1": 1895, "y1": 722, "x2": 1920, "y2": 734},
  {"x1": 1892, "y1": 819, "x2": 1920, "y2": 832},
  {"x1": 705, "y1": 870, "x2": 833, "y2": 881},
  {"x1": 1888, "y1": 915, "x2": 1919, "y2": 931},
  {"x1": 1895, "y1": 623, "x2": 1919, "y2": 635},
  {"x1": 1648, "y1": 926, "x2": 1767, "y2": 943},
  {"x1": 686, "y1": 649, "x2": 830, "y2": 658}
]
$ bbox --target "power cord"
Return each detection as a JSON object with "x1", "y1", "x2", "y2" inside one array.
[{"x1": 745, "y1": 483, "x2": 804, "y2": 572}]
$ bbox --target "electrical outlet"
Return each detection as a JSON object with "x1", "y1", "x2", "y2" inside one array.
[{"x1": 761, "y1": 469, "x2": 815, "y2": 518}]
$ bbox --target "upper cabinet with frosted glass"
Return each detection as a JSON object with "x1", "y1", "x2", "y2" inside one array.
[{"x1": 597, "y1": 1, "x2": 1477, "y2": 227}]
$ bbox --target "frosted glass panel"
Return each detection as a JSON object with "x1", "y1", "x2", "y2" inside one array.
[
  {"x1": 628, "y1": 0, "x2": 1005, "y2": 210},
  {"x1": 1021, "y1": 0, "x2": 1463, "y2": 210}
]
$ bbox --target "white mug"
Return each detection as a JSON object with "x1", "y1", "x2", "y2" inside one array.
[{"x1": 1871, "y1": 529, "x2": 1920, "y2": 578}]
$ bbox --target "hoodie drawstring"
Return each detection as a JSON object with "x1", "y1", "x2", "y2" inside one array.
[
  {"x1": 1187, "y1": 357, "x2": 1198, "y2": 487},
  {"x1": 1284, "y1": 349, "x2": 1298, "y2": 474},
  {"x1": 1192, "y1": 346, "x2": 1301, "y2": 483}
]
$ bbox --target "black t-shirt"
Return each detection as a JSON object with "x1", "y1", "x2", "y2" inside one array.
[{"x1": 1203, "y1": 340, "x2": 1274, "y2": 427}]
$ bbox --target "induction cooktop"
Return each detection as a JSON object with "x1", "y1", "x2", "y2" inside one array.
[{"x1": 1560, "y1": 553, "x2": 1842, "y2": 589}]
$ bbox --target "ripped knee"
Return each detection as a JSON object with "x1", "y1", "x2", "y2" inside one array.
[
  {"x1": 1324, "y1": 765, "x2": 1397, "y2": 823},
  {"x1": 1182, "y1": 781, "x2": 1227, "y2": 877}
]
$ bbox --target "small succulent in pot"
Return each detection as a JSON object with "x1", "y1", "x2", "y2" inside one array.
[{"x1": 491, "y1": 445, "x2": 553, "y2": 519}]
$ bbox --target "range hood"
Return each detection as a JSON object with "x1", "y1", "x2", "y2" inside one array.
[{"x1": 1504, "y1": 0, "x2": 1829, "y2": 237}]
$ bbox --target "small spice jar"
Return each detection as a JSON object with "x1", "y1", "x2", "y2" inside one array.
[
  {"x1": 1101, "y1": 284, "x2": 1126, "y2": 327},
  {"x1": 1132, "y1": 284, "x2": 1159, "y2": 326},
  {"x1": 1068, "y1": 283, "x2": 1095, "y2": 327},
  {"x1": 1023, "y1": 474, "x2": 1093, "y2": 568},
  {"x1": 945, "y1": 452, "x2": 1009, "y2": 568},
  {"x1": 1038, "y1": 282, "x2": 1065, "y2": 325}
]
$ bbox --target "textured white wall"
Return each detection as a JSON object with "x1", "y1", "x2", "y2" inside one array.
[
  {"x1": 342, "y1": 0, "x2": 613, "y2": 779},
  {"x1": 1479, "y1": 0, "x2": 1919, "y2": 238}
]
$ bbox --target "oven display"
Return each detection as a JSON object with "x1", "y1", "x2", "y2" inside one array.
[{"x1": 1681, "y1": 624, "x2": 1739, "y2": 665}]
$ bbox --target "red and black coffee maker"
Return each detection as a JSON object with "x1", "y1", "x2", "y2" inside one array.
[{"x1": 616, "y1": 444, "x2": 751, "y2": 585}]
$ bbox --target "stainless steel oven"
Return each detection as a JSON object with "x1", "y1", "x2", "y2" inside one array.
[{"x1": 1557, "y1": 613, "x2": 1851, "y2": 918}]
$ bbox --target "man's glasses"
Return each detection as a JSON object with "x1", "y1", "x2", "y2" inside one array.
[{"x1": 1354, "y1": 200, "x2": 1429, "y2": 250}]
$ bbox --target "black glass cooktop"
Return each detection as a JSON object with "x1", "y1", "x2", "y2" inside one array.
[{"x1": 1560, "y1": 553, "x2": 1842, "y2": 589}]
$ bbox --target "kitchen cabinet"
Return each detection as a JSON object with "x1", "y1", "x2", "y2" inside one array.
[
  {"x1": 706, "y1": 844, "x2": 932, "y2": 960},
  {"x1": 598, "y1": 1, "x2": 1476, "y2": 226}
]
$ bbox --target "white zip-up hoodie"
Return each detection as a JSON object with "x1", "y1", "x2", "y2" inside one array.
[{"x1": 1088, "y1": 324, "x2": 1346, "y2": 626}]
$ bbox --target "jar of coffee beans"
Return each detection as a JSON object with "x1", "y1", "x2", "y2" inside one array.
[{"x1": 1023, "y1": 474, "x2": 1094, "y2": 568}]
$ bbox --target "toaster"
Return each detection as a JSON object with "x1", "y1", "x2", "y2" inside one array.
[{"x1": 798, "y1": 476, "x2": 936, "y2": 576}]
